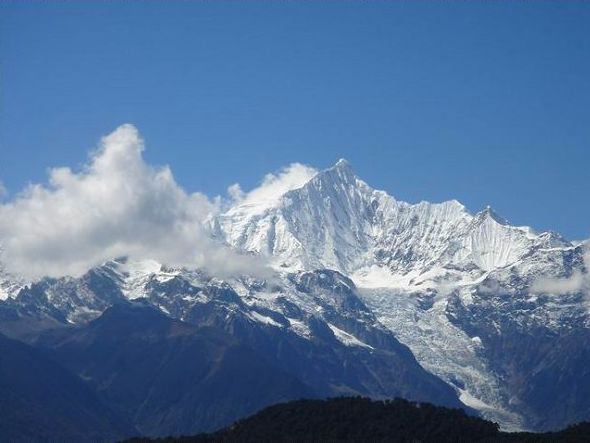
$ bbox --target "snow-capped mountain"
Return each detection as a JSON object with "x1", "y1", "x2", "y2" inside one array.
[
  {"x1": 215, "y1": 159, "x2": 587, "y2": 430},
  {"x1": 216, "y1": 159, "x2": 570, "y2": 284},
  {"x1": 0, "y1": 259, "x2": 24, "y2": 301},
  {"x1": 0, "y1": 159, "x2": 587, "y2": 433}
]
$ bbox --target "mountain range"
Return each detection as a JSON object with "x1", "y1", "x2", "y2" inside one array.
[{"x1": 0, "y1": 159, "x2": 588, "y2": 439}]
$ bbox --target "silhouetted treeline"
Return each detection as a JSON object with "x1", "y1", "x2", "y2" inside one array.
[{"x1": 124, "y1": 396, "x2": 590, "y2": 442}]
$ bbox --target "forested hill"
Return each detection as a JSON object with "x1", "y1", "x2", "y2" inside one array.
[{"x1": 125, "y1": 397, "x2": 590, "y2": 443}]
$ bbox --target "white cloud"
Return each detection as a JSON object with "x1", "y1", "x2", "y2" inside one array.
[
  {"x1": 531, "y1": 247, "x2": 590, "y2": 296},
  {"x1": 227, "y1": 183, "x2": 245, "y2": 202},
  {"x1": 229, "y1": 163, "x2": 317, "y2": 205},
  {"x1": 0, "y1": 181, "x2": 6, "y2": 200},
  {"x1": 0, "y1": 124, "x2": 269, "y2": 279}
]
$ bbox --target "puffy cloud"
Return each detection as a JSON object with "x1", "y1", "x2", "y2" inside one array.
[
  {"x1": 531, "y1": 247, "x2": 590, "y2": 296},
  {"x1": 0, "y1": 181, "x2": 6, "y2": 200},
  {"x1": 0, "y1": 124, "x2": 269, "y2": 279},
  {"x1": 227, "y1": 183, "x2": 245, "y2": 202},
  {"x1": 228, "y1": 163, "x2": 317, "y2": 205}
]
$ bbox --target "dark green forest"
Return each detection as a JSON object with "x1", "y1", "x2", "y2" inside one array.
[{"x1": 125, "y1": 397, "x2": 590, "y2": 443}]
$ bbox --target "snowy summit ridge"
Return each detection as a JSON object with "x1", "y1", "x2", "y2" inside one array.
[{"x1": 216, "y1": 159, "x2": 572, "y2": 287}]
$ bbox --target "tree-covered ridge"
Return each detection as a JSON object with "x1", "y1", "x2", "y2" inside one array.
[{"x1": 127, "y1": 397, "x2": 590, "y2": 443}]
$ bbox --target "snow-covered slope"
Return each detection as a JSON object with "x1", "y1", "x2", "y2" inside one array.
[
  {"x1": 216, "y1": 160, "x2": 570, "y2": 285},
  {"x1": 0, "y1": 263, "x2": 24, "y2": 301},
  {"x1": 2, "y1": 258, "x2": 465, "y2": 414}
]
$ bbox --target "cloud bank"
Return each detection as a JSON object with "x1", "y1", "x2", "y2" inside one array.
[
  {"x1": 0, "y1": 124, "x2": 269, "y2": 279},
  {"x1": 531, "y1": 246, "x2": 590, "y2": 296}
]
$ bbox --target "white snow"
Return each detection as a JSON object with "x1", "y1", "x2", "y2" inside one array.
[
  {"x1": 107, "y1": 258, "x2": 183, "y2": 299},
  {"x1": 286, "y1": 317, "x2": 312, "y2": 338},
  {"x1": 327, "y1": 323, "x2": 374, "y2": 349},
  {"x1": 0, "y1": 263, "x2": 25, "y2": 301},
  {"x1": 248, "y1": 311, "x2": 283, "y2": 327},
  {"x1": 351, "y1": 265, "x2": 404, "y2": 289},
  {"x1": 359, "y1": 286, "x2": 526, "y2": 430},
  {"x1": 216, "y1": 160, "x2": 572, "y2": 290},
  {"x1": 458, "y1": 389, "x2": 524, "y2": 432}
]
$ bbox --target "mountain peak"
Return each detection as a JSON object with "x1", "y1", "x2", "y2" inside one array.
[
  {"x1": 477, "y1": 205, "x2": 509, "y2": 225},
  {"x1": 331, "y1": 158, "x2": 354, "y2": 176},
  {"x1": 311, "y1": 158, "x2": 357, "y2": 188},
  {"x1": 334, "y1": 158, "x2": 351, "y2": 169}
]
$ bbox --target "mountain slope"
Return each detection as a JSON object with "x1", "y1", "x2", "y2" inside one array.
[
  {"x1": 36, "y1": 303, "x2": 315, "y2": 437},
  {"x1": 22, "y1": 265, "x2": 464, "y2": 410},
  {"x1": 215, "y1": 159, "x2": 570, "y2": 281},
  {"x1": 0, "y1": 332, "x2": 136, "y2": 442}
]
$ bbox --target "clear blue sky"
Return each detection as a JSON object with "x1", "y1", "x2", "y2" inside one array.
[{"x1": 1, "y1": 2, "x2": 589, "y2": 239}]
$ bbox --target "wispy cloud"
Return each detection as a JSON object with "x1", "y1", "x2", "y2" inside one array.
[
  {"x1": 228, "y1": 163, "x2": 317, "y2": 205},
  {"x1": 0, "y1": 124, "x2": 269, "y2": 279},
  {"x1": 531, "y1": 246, "x2": 590, "y2": 296}
]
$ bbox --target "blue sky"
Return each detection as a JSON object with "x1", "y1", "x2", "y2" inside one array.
[{"x1": 1, "y1": 1, "x2": 589, "y2": 239}]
